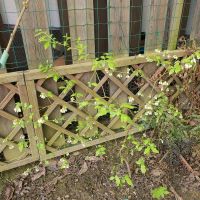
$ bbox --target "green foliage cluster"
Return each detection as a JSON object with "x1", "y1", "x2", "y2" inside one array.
[{"x1": 151, "y1": 186, "x2": 169, "y2": 199}]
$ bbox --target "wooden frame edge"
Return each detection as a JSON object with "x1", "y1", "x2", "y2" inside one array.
[{"x1": 24, "y1": 50, "x2": 188, "y2": 81}]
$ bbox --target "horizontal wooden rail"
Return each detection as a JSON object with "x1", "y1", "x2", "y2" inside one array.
[{"x1": 23, "y1": 50, "x2": 188, "y2": 81}]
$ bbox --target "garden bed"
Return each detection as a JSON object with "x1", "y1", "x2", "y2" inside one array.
[{"x1": 1, "y1": 135, "x2": 200, "y2": 200}]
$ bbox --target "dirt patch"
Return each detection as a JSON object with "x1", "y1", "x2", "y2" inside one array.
[{"x1": 0, "y1": 139, "x2": 200, "y2": 200}]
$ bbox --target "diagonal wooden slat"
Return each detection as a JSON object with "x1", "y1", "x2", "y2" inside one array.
[
  {"x1": 43, "y1": 74, "x2": 83, "y2": 117},
  {"x1": 45, "y1": 121, "x2": 79, "y2": 139},
  {"x1": 36, "y1": 79, "x2": 46, "y2": 87},
  {"x1": 80, "y1": 65, "x2": 144, "y2": 136},
  {"x1": 66, "y1": 72, "x2": 143, "y2": 108},
  {"x1": 47, "y1": 113, "x2": 76, "y2": 146},
  {"x1": 47, "y1": 75, "x2": 109, "y2": 146},
  {"x1": 0, "y1": 161, "x2": 6, "y2": 166},
  {"x1": 0, "y1": 138, "x2": 18, "y2": 153},
  {"x1": 39, "y1": 74, "x2": 83, "y2": 147},
  {"x1": 36, "y1": 86, "x2": 116, "y2": 136},
  {"x1": 0, "y1": 110, "x2": 18, "y2": 121},
  {"x1": 104, "y1": 72, "x2": 144, "y2": 105},
  {"x1": 0, "y1": 91, "x2": 15, "y2": 109},
  {"x1": 100, "y1": 66, "x2": 169, "y2": 135},
  {"x1": 3, "y1": 84, "x2": 19, "y2": 94},
  {"x1": 0, "y1": 126, "x2": 21, "y2": 153},
  {"x1": 80, "y1": 68, "x2": 145, "y2": 136},
  {"x1": 64, "y1": 73, "x2": 109, "y2": 106}
]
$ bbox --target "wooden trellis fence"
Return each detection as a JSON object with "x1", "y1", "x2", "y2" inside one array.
[
  {"x1": 1, "y1": 49, "x2": 196, "y2": 172},
  {"x1": 0, "y1": 0, "x2": 200, "y2": 172}
]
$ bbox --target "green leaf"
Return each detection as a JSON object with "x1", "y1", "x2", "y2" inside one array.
[
  {"x1": 124, "y1": 175, "x2": 133, "y2": 186},
  {"x1": 144, "y1": 146, "x2": 151, "y2": 156},
  {"x1": 120, "y1": 103, "x2": 135, "y2": 109},
  {"x1": 115, "y1": 175, "x2": 121, "y2": 187},
  {"x1": 18, "y1": 142, "x2": 24, "y2": 152},
  {"x1": 136, "y1": 157, "x2": 147, "y2": 174},
  {"x1": 37, "y1": 143, "x2": 45, "y2": 150},
  {"x1": 53, "y1": 73, "x2": 60, "y2": 82},
  {"x1": 44, "y1": 42, "x2": 50, "y2": 50},
  {"x1": 151, "y1": 186, "x2": 169, "y2": 199},
  {"x1": 96, "y1": 106, "x2": 108, "y2": 117},
  {"x1": 18, "y1": 141, "x2": 28, "y2": 152},
  {"x1": 120, "y1": 114, "x2": 132, "y2": 123},
  {"x1": 95, "y1": 145, "x2": 106, "y2": 157},
  {"x1": 141, "y1": 164, "x2": 147, "y2": 174},
  {"x1": 150, "y1": 144, "x2": 159, "y2": 154},
  {"x1": 79, "y1": 101, "x2": 89, "y2": 109}
]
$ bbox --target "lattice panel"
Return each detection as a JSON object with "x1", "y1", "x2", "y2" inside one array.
[
  {"x1": 24, "y1": 61, "x2": 189, "y2": 161},
  {"x1": 0, "y1": 77, "x2": 38, "y2": 172},
  {"x1": 0, "y1": 50, "x2": 196, "y2": 171}
]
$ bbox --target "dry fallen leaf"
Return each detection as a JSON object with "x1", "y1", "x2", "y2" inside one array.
[{"x1": 78, "y1": 162, "x2": 88, "y2": 175}]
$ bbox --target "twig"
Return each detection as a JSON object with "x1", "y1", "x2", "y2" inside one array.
[
  {"x1": 159, "y1": 151, "x2": 169, "y2": 164},
  {"x1": 169, "y1": 186, "x2": 183, "y2": 200},
  {"x1": 179, "y1": 154, "x2": 200, "y2": 182},
  {"x1": 124, "y1": 159, "x2": 132, "y2": 178},
  {"x1": 6, "y1": 0, "x2": 30, "y2": 53}
]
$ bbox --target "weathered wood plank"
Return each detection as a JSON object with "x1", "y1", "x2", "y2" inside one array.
[
  {"x1": 17, "y1": 75, "x2": 39, "y2": 160},
  {"x1": 15, "y1": 0, "x2": 53, "y2": 68},
  {"x1": 108, "y1": 0, "x2": 130, "y2": 55},
  {"x1": 25, "y1": 80, "x2": 46, "y2": 160},
  {"x1": 190, "y1": 0, "x2": 200, "y2": 41},
  {"x1": 108, "y1": 0, "x2": 130, "y2": 129},
  {"x1": 67, "y1": 0, "x2": 95, "y2": 60},
  {"x1": 145, "y1": 0, "x2": 169, "y2": 52},
  {"x1": 67, "y1": 0, "x2": 97, "y2": 137},
  {"x1": 0, "y1": 157, "x2": 36, "y2": 173},
  {"x1": 168, "y1": 0, "x2": 184, "y2": 50}
]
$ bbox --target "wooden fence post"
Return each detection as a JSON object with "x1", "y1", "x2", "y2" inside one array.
[
  {"x1": 190, "y1": 0, "x2": 200, "y2": 41},
  {"x1": 15, "y1": 0, "x2": 52, "y2": 67},
  {"x1": 108, "y1": 0, "x2": 130, "y2": 129},
  {"x1": 144, "y1": 0, "x2": 169, "y2": 52},
  {"x1": 168, "y1": 0, "x2": 184, "y2": 50}
]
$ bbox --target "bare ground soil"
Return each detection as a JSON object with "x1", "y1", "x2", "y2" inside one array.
[{"x1": 0, "y1": 138, "x2": 200, "y2": 200}]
